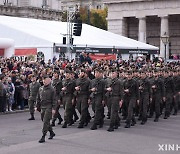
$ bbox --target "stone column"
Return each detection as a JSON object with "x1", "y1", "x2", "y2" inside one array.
[
  {"x1": 160, "y1": 16, "x2": 169, "y2": 59},
  {"x1": 138, "y1": 17, "x2": 146, "y2": 43},
  {"x1": 107, "y1": 18, "x2": 127, "y2": 36}
]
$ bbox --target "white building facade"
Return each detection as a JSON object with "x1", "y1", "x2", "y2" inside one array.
[
  {"x1": 0, "y1": 0, "x2": 104, "y2": 10},
  {"x1": 0, "y1": 0, "x2": 105, "y2": 21},
  {"x1": 104, "y1": 0, "x2": 180, "y2": 59}
]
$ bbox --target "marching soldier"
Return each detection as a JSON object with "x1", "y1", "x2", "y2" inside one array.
[
  {"x1": 151, "y1": 70, "x2": 165, "y2": 122},
  {"x1": 51, "y1": 71, "x2": 63, "y2": 126},
  {"x1": 138, "y1": 72, "x2": 152, "y2": 125},
  {"x1": 164, "y1": 70, "x2": 175, "y2": 119},
  {"x1": 36, "y1": 77, "x2": 56, "y2": 143},
  {"x1": 133, "y1": 71, "x2": 140, "y2": 117},
  {"x1": 71, "y1": 71, "x2": 79, "y2": 123},
  {"x1": 173, "y1": 69, "x2": 180, "y2": 115},
  {"x1": 61, "y1": 69, "x2": 75, "y2": 128},
  {"x1": 90, "y1": 68, "x2": 105, "y2": 130},
  {"x1": 75, "y1": 69, "x2": 90, "y2": 128},
  {"x1": 28, "y1": 75, "x2": 40, "y2": 120},
  {"x1": 121, "y1": 72, "x2": 128, "y2": 120},
  {"x1": 106, "y1": 69, "x2": 124, "y2": 132},
  {"x1": 124, "y1": 71, "x2": 139, "y2": 128},
  {"x1": 104, "y1": 72, "x2": 112, "y2": 119}
]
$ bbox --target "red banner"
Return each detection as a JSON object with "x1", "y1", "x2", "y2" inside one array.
[
  {"x1": 0, "y1": 49, "x2": 4, "y2": 56},
  {"x1": 89, "y1": 54, "x2": 116, "y2": 60},
  {"x1": 15, "y1": 48, "x2": 37, "y2": 56}
]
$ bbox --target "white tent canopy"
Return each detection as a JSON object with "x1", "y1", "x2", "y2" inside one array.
[{"x1": 0, "y1": 15, "x2": 158, "y2": 61}]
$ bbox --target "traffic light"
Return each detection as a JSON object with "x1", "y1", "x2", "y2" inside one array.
[{"x1": 73, "y1": 19, "x2": 82, "y2": 36}]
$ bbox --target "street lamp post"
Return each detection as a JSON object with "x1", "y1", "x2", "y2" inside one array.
[{"x1": 160, "y1": 32, "x2": 169, "y2": 62}]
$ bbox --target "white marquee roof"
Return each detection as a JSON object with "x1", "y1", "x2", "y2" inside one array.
[{"x1": 0, "y1": 15, "x2": 158, "y2": 50}]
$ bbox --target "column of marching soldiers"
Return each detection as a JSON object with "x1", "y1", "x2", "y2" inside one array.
[{"x1": 28, "y1": 67, "x2": 180, "y2": 143}]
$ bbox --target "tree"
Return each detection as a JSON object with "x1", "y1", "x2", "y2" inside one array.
[
  {"x1": 90, "y1": 8, "x2": 107, "y2": 30},
  {"x1": 79, "y1": 7, "x2": 108, "y2": 30},
  {"x1": 61, "y1": 11, "x2": 67, "y2": 22},
  {"x1": 62, "y1": 7, "x2": 108, "y2": 30}
]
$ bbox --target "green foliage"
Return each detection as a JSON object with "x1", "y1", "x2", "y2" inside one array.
[
  {"x1": 61, "y1": 7, "x2": 108, "y2": 30},
  {"x1": 62, "y1": 11, "x2": 67, "y2": 22},
  {"x1": 79, "y1": 7, "x2": 108, "y2": 30}
]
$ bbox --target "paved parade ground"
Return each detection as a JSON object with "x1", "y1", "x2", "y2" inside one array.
[{"x1": 0, "y1": 110, "x2": 180, "y2": 154}]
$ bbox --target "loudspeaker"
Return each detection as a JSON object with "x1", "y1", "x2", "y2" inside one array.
[{"x1": 63, "y1": 37, "x2": 66, "y2": 44}]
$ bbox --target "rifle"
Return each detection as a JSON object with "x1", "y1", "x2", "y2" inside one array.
[
  {"x1": 60, "y1": 80, "x2": 72, "y2": 96},
  {"x1": 105, "y1": 78, "x2": 118, "y2": 97},
  {"x1": 74, "y1": 79, "x2": 86, "y2": 96},
  {"x1": 90, "y1": 79, "x2": 101, "y2": 99}
]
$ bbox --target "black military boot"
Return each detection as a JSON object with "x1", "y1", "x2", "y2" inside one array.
[
  {"x1": 84, "y1": 121, "x2": 89, "y2": 126},
  {"x1": 73, "y1": 114, "x2": 79, "y2": 122},
  {"x1": 48, "y1": 130, "x2": 55, "y2": 139},
  {"x1": 154, "y1": 116, "x2": 159, "y2": 122},
  {"x1": 58, "y1": 117, "x2": 63, "y2": 125},
  {"x1": 51, "y1": 119, "x2": 56, "y2": 127},
  {"x1": 141, "y1": 121, "x2": 146, "y2": 125},
  {"x1": 39, "y1": 134, "x2": 46, "y2": 143},
  {"x1": 173, "y1": 110, "x2": 177, "y2": 115},
  {"x1": 99, "y1": 119, "x2": 104, "y2": 128},
  {"x1": 141, "y1": 117, "x2": 147, "y2": 125},
  {"x1": 28, "y1": 113, "x2": 35, "y2": 120},
  {"x1": 131, "y1": 117, "x2": 136, "y2": 126},
  {"x1": 125, "y1": 121, "x2": 130, "y2": 128},
  {"x1": 90, "y1": 124, "x2": 97, "y2": 130},
  {"x1": 113, "y1": 120, "x2": 120, "y2": 129},
  {"x1": 148, "y1": 113, "x2": 153, "y2": 118},
  {"x1": 154, "y1": 118, "x2": 158, "y2": 122},
  {"x1": 164, "y1": 112, "x2": 169, "y2": 119},
  {"x1": 77, "y1": 123, "x2": 84, "y2": 128},
  {"x1": 62, "y1": 122, "x2": 67, "y2": 128},
  {"x1": 138, "y1": 116, "x2": 142, "y2": 121},
  {"x1": 68, "y1": 120, "x2": 74, "y2": 126},
  {"x1": 164, "y1": 115, "x2": 168, "y2": 119},
  {"x1": 107, "y1": 124, "x2": 114, "y2": 132}
]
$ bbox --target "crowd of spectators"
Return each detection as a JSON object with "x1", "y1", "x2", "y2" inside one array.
[{"x1": 0, "y1": 56, "x2": 179, "y2": 113}]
